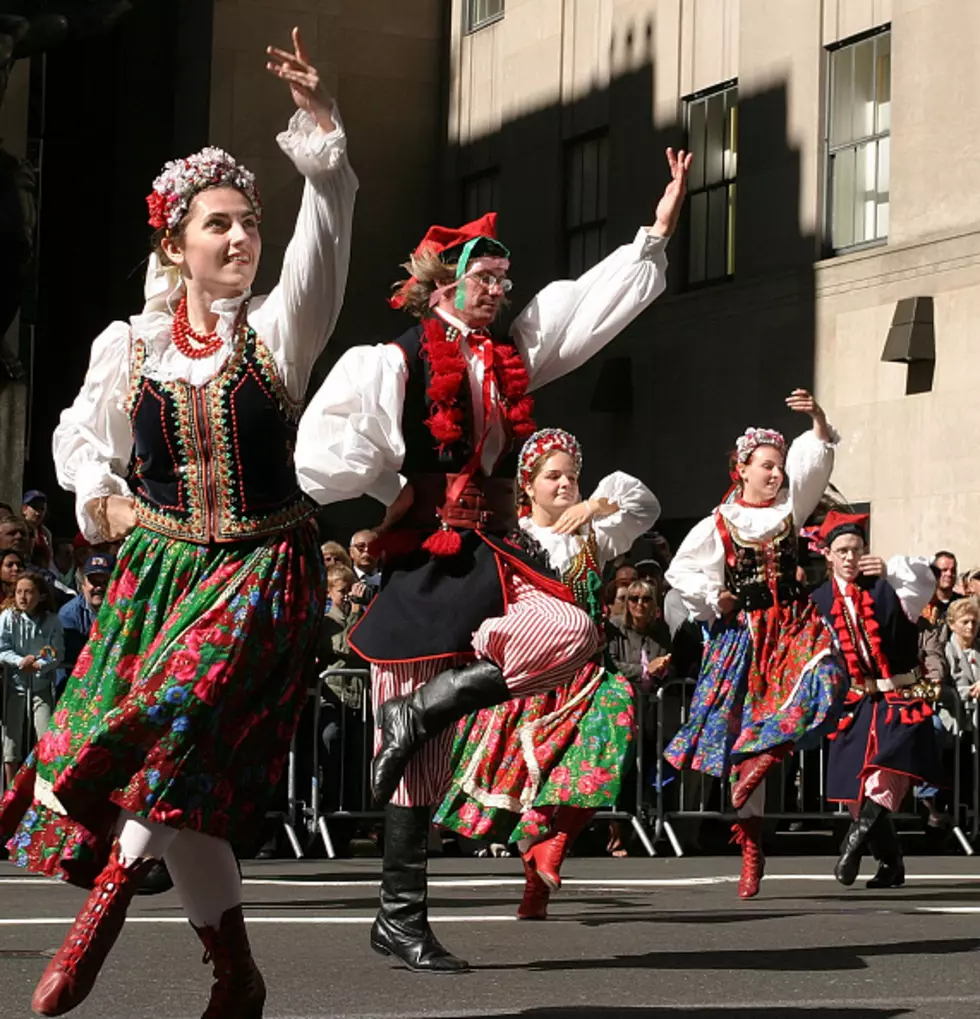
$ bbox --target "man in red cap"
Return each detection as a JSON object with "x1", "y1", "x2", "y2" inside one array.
[
  {"x1": 297, "y1": 149, "x2": 691, "y2": 972},
  {"x1": 811, "y1": 510, "x2": 941, "y2": 889}
]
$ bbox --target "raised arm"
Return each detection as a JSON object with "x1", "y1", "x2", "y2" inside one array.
[
  {"x1": 250, "y1": 28, "x2": 359, "y2": 401},
  {"x1": 52, "y1": 322, "x2": 135, "y2": 542},
  {"x1": 295, "y1": 344, "x2": 408, "y2": 508},
  {"x1": 784, "y1": 389, "x2": 840, "y2": 526},
  {"x1": 513, "y1": 148, "x2": 691, "y2": 392}
]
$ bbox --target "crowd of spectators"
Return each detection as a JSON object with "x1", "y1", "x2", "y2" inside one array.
[{"x1": 7, "y1": 486, "x2": 980, "y2": 861}]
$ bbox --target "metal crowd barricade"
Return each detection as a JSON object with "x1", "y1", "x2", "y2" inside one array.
[{"x1": 651, "y1": 675, "x2": 980, "y2": 857}]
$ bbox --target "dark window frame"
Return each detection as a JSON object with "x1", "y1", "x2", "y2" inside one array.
[
  {"x1": 460, "y1": 168, "x2": 501, "y2": 223},
  {"x1": 465, "y1": 0, "x2": 505, "y2": 34},
  {"x1": 824, "y1": 24, "x2": 891, "y2": 255},
  {"x1": 684, "y1": 79, "x2": 738, "y2": 289},
  {"x1": 563, "y1": 129, "x2": 610, "y2": 277}
]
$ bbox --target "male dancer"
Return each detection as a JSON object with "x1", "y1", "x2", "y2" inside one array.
[
  {"x1": 296, "y1": 148, "x2": 691, "y2": 972},
  {"x1": 812, "y1": 510, "x2": 942, "y2": 888}
]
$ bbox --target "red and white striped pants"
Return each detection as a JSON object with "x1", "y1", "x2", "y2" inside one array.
[
  {"x1": 372, "y1": 570, "x2": 600, "y2": 807},
  {"x1": 846, "y1": 769, "x2": 911, "y2": 817}
]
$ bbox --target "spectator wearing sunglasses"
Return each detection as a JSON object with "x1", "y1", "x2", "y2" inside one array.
[{"x1": 608, "y1": 579, "x2": 672, "y2": 680}]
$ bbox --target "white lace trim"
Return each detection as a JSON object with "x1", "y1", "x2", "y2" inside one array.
[{"x1": 34, "y1": 775, "x2": 68, "y2": 816}]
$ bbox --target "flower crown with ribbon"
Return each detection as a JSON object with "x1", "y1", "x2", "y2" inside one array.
[
  {"x1": 146, "y1": 147, "x2": 262, "y2": 232},
  {"x1": 518, "y1": 428, "x2": 583, "y2": 490},
  {"x1": 735, "y1": 427, "x2": 787, "y2": 465}
]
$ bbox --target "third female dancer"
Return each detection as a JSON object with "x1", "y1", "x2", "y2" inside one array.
[
  {"x1": 434, "y1": 427, "x2": 659, "y2": 919},
  {"x1": 664, "y1": 390, "x2": 848, "y2": 899}
]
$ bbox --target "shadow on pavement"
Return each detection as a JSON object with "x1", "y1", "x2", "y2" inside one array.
[
  {"x1": 474, "y1": 936, "x2": 980, "y2": 973},
  {"x1": 398, "y1": 1009, "x2": 909, "y2": 1018}
]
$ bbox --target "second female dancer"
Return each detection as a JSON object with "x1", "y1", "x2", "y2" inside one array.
[
  {"x1": 434, "y1": 427, "x2": 660, "y2": 919},
  {"x1": 0, "y1": 29, "x2": 356, "y2": 1018},
  {"x1": 664, "y1": 390, "x2": 848, "y2": 898}
]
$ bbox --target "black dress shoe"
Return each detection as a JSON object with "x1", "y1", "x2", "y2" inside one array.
[
  {"x1": 866, "y1": 861, "x2": 906, "y2": 889},
  {"x1": 372, "y1": 660, "x2": 508, "y2": 805}
]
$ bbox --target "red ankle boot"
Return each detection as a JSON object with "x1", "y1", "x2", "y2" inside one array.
[
  {"x1": 31, "y1": 844, "x2": 154, "y2": 1016},
  {"x1": 732, "y1": 818, "x2": 765, "y2": 899},
  {"x1": 193, "y1": 904, "x2": 266, "y2": 1019},
  {"x1": 527, "y1": 807, "x2": 593, "y2": 890},
  {"x1": 731, "y1": 744, "x2": 792, "y2": 809},
  {"x1": 517, "y1": 857, "x2": 550, "y2": 920}
]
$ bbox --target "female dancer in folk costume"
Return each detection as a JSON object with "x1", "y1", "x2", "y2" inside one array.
[
  {"x1": 664, "y1": 390, "x2": 849, "y2": 899},
  {"x1": 433, "y1": 428, "x2": 660, "y2": 920},
  {"x1": 296, "y1": 150, "x2": 691, "y2": 973},
  {"x1": 811, "y1": 510, "x2": 941, "y2": 889},
  {"x1": 0, "y1": 30, "x2": 356, "y2": 1018}
]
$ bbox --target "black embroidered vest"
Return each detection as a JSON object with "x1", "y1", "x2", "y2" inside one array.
[
  {"x1": 390, "y1": 322, "x2": 526, "y2": 479},
  {"x1": 811, "y1": 575, "x2": 921, "y2": 676},
  {"x1": 126, "y1": 321, "x2": 313, "y2": 544},
  {"x1": 719, "y1": 512, "x2": 803, "y2": 611}
]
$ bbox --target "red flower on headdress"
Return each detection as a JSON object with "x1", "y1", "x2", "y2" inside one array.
[{"x1": 146, "y1": 191, "x2": 169, "y2": 230}]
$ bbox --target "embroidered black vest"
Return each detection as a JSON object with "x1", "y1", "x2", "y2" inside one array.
[
  {"x1": 390, "y1": 322, "x2": 526, "y2": 478},
  {"x1": 719, "y1": 512, "x2": 803, "y2": 611},
  {"x1": 811, "y1": 575, "x2": 921, "y2": 677},
  {"x1": 126, "y1": 320, "x2": 313, "y2": 544}
]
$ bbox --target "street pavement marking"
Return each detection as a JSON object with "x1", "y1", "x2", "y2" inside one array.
[
  {"x1": 0, "y1": 915, "x2": 513, "y2": 926},
  {"x1": 4, "y1": 872, "x2": 980, "y2": 889}
]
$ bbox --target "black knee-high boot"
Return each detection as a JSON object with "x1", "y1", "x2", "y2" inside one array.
[
  {"x1": 370, "y1": 804, "x2": 469, "y2": 973},
  {"x1": 866, "y1": 811, "x2": 906, "y2": 889},
  {"x1": 834, "y1": 799, "x2": 885, "y2": 886},
  {"x1": 372, "y1": 660, "x2": 508, "y2": 805}
]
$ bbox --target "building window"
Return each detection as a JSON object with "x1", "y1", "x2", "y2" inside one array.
[
  {"x1": 827, "y1": 27, "x2": 891, "y2": 252},
  {"x1": 685, "y1": 81, "x2": 737, "y2": 286},
  {"x1": 461, "y1": 170, "x2": 500, "y2": 223},
  {"x1": 466, "y1": 0, "x2": 504, "y2": 33},
  {"x1": 565, "y1": 132, "x2": 609, "y2": 276}
]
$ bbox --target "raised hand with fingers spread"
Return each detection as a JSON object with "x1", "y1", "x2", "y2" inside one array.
[
  {"x1": 650, "y1": 147, "x2": 694, "y2": 238},
  {"x1": 266, "y1": 26, "x2": 336, "y2": 133}
]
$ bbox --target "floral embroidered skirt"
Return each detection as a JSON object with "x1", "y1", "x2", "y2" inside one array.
[
  {"x1": 433, "y1": 660, "x2": 634, "y2": 845},
  {"x1": 0, "y1": 520, "x2": 324, "y2": 888},
  {"x1": 664, "y1": 600, "x2": 848, "y2": 779}
]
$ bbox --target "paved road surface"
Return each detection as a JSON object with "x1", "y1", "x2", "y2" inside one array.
[{"x1": 1, "y1": 854, "x2": 979, "y2": 1018}]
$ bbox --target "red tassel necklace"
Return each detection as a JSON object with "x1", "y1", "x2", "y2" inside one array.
[
  {"x1": 419, "y1": 316, "x2": 535, "y2": 453},
  {"x1": 172, "y1": 297, "x2": 225, "y2": 360},
  {"x1": 830, "y1": 581, "x2": 892, "y2": 683}
]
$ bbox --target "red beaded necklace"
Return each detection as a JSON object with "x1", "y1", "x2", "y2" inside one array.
[{"x1": 171, "y1": 296, "x2": 225, "y2": 360}]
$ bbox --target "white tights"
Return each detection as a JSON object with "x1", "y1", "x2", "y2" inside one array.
[{"x1": 114, "y1": 811, "x2": 241, "y2": 928}]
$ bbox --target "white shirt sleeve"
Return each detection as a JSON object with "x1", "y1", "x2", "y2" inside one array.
[
  {"x1": 588, "y1": 471, "x2": 661, "y2": 566},
  {"x1": 51, "y1": 321, "x2": 134, "y2": 541},
  {"x1": 249, "y1": 107, "x2": 359, "y2": 402},
  {"x1": 886, "y1": 555, "x2": 937, "y2": 622},
  {"x1": 511, "y1": 229, "x2": 668, "y2": 392},
  {"x1": 785, "y1": 425, "x2": 840, "y2": 526},
  {"x1": 295, "y1": 344, "x2": 408, "y2": 507},
  {"x1": 664, "y1": 514, "x2": 725, "y2": 623}
]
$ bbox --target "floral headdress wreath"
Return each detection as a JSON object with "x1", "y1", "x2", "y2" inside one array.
[
  {"x1": 517, "y1": 428, "x2": 583, "y2": 517},
  {"x1": 722, "y1": 426, "x2": 788, "y2": 503},
  {"x1": 146, "y1": 147, "x2": 262, "y2": 231}
]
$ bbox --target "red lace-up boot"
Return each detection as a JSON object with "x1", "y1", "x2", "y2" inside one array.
[
  {"x1": 517, "y1": 856, "x2": 550, "y2": 920},
  {"x1": 192, "y1": 904, "x2": 266, "y2": 1018},
  {"x1": 730, "y1": 744, "x2": 793, "y2": 810},
  {"x1": 525, "y1": 807, "x2": 594, "y2": 891},
  {"x1": 732, "y1": 817, "x2": 765, "y2": 899},
  {"x1": 31, "y1": 844, "x2": 155, "y2": 1016}
]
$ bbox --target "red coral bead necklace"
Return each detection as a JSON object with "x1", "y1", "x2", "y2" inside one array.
[{"x1": 172, "y1": 296, "x2": 225, "y2": 360}]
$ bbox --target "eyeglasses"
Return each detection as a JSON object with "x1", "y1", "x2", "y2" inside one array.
[
  {"x1": 469, "y1": 272, "x2": 513, "y2": 293},
  {"x1": 628, "y1": 595, "x2": 653, "y2": 604}
]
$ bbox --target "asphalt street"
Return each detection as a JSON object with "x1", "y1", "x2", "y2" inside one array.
[{"x1": 1, "y1": 853, "x2": 979, "y2": 1019}]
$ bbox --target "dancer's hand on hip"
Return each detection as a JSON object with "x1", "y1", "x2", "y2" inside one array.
[
  {"x1": 86, "y1": 494, "x2": 137, "y2": 542},
  {"x1": 266, "y1": 26, "x2": 337, "y2": 133}
]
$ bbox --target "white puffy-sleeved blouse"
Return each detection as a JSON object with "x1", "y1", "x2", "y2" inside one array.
[
  {"x1": 295, "y1": 230, "x2": 669, "y2": 508},
  {"x1": 52, "y1": 107, "x2": 358, "y2": 541},
  {"x1": 518, "y1": 471, "x2": 661, "y2": 577},
  {"x1": 665, "y1": 427, "x2": 840, "y2": 623},
  {"x1": 835, "y1": 556, "x2": 936, "y2": 624}
]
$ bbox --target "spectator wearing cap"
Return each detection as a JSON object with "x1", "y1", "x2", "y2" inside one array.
[
  {"x1": 21, "y1": 491, "x2": 54, "y2": 571},
  {"x1": 57, "y1": 553, "x2": 115, "y2": 696}
]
